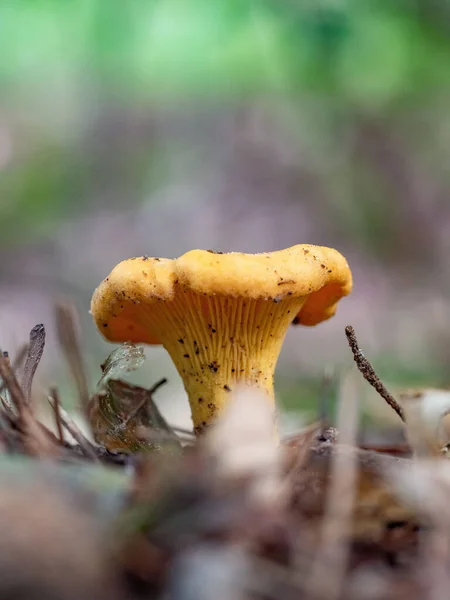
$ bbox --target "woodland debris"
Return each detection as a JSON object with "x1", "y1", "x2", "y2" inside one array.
[
  {"x1": 21, "y1": 323, "x2": 46, "y2": 403},
  {"x1": 55, "y1": 302, "x2": 91, "y2": 412},
  {"x1": 345, "y1": 325, "x2": 405, "y2": 422},
  {"x1": 0, "y1": 316, "x2": 444, "y2": 600}
]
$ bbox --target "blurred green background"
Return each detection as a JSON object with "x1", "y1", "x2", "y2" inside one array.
[{"x1": 1, "y1": 0, "x2": 450, "y2": 432}]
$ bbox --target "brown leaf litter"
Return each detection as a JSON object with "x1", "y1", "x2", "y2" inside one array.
[{"x1": 0, "y1": 312, "x2": 446, "y2": 599}]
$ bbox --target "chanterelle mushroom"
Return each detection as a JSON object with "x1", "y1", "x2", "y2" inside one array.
[{"x1": 91, "y1": 245, "x2": 352, "y2": 435}]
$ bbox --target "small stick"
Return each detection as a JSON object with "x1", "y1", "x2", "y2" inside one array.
[
  {"x1": 48, "y1": 396, "x2": 99, "y2": 461},
  {"x1": 148, "y1": 377, "x2": 168, "y2": 398},
  {"x1": 55, "y1": 302, "x2": 90, "y2": 413},
  {"x1": 139, "y1": 378, "x2": 179, "y2": 437},
  {"x1": 119, "y1": 378, "x2": 168, "y2": 429},
  {"x1": 49, "y1": 387, "x2": 64, "y2": 444},
  {"x1": 22, "y1": 324, "x2": 46, "y2": 403},
  {"x1": 345, "y1": 325, "x2": 405, "y2": 423}
]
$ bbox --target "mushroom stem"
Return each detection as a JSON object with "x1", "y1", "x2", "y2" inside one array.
[{"x1": 139, "y1": 291, "x2": 305, "y2": 435}]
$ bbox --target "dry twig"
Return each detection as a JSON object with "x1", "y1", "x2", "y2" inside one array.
[
  {"x1": 48, "y1": 396, "x2": 99, "y2": 462},
  {"x1": 345, "y1": 325, "x2": 405, "y2": 422},
  {"x1": 119, "y1": 378, "x2": 168, "y2": 431}
]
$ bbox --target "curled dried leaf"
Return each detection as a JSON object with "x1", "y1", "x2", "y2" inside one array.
[
  {"x1": 88, "y1": 349, "x2": 179, "y2": 454},
  {"x1": 97, "y1": 343, "x2": 145, "y2": 388}
]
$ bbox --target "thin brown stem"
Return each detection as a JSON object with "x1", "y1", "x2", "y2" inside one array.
[
  {"x1": 0, "y1": 395, "x2": 13, "y2": 417},
  {"x1": 48, "y1": 397, "x2": 99, "y2": 462},
  {"x1": 0, "y1": 344, "x2": 29, "y2": 398},
  {"x1": 120, "y1": 378, "x2": 168, "y2": 430},
  {"x1": 55, "y1": 302, "x2": 90, "y2": 413},
  {"x1": 107, "y1": 378, "x2": 173, "y2": 453},
  {"x1": 148, "y1": 377, "x2": 168, "y2": 397},
  {"x1": 49, "y1": 387, "x2": 65, "y2": 444},
  {"x1": 345, "y1": 325, "x2": 405, "y2": 423},
  {"x1": 0, "y1": 352, "x2": 27, "y2": 417}
]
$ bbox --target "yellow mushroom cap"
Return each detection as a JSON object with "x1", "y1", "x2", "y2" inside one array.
[
  {"x1": 90, "y1": 245, "x2": 352, "y2": 435},
  {"x1": 91, "y1": 245, "x2": 352, "y2": 343}
]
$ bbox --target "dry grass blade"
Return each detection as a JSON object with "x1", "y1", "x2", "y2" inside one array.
[
  {"x1": 318, "y1": 366, "x2": 335, "y2": 429},
  {"x1": 305, "y1": 371, "x2": 360, "y2": 600},
  {"x1": 21, "y1": 323, "x2": 46, "y2": 403},
  {"x1": 55, "y1": 302, "x2": 90, "y2": 412},
  {"x1": 0, "y1": 351, "x2": 27, "y2": 416},
  {"x1": 0, "y1": 344, "x2": 29, "y2": 398},
  {"x1": 49, "y1": 387, "x2": 65, "y2": 444},
  {"x1": 48, "y1": 396, "x2": 99, "y2": 462},
  {"x1": 0, "y1": 346, "x2": 31, "y2": 418},
  {"x1": 21, "y1": 412, "x2": 61, "y2": 458},
  {"x1": 345, "y1": 325, "x2": 405, "y2": 423},
  {"x1": 0, "y1": 395, "x2": 13, "y2": 417},
  {"x1": 0, "y1": 351, "x2": 60, "y2": 457}
]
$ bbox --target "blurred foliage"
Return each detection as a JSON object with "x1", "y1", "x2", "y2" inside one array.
[
  {"x1": 2, "y1": 0, "x2": 449, "y2": 102},
  {"x1": 1, "y1": 0, "x2": 450, "y2": 243},
  {"x1": 278, "y1": 355, "x2": 447, "y2": 423},
  {"x1": 1, "y1": 0, "x2": 450, "y2": 413}
]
